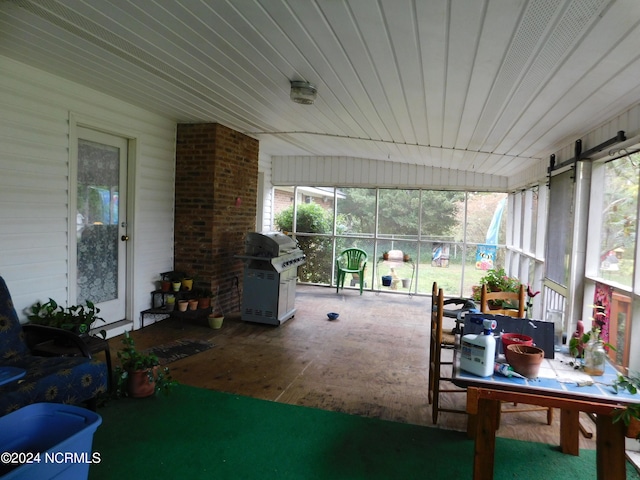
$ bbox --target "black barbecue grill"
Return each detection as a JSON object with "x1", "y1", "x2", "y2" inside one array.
[{"x1": 236, "y1": 232, "x2": 306, "y2": 325}]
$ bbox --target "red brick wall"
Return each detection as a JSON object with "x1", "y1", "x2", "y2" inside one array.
[{"x1": 175, "y1": 123, "x2": 258, "y2": 314}]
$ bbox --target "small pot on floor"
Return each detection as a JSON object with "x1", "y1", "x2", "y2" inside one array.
[
  {"x1": 127, "y1": 367, "x2": 157, "y2": 398},
  {"x1": 208, "y1": 314, "x2": 224, "y2": 329}
]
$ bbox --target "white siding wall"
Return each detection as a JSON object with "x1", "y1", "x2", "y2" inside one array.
[
  {"x1": 272, "y1": 156, "x2": 508, "y2": 190},
  {"x1": 258, "y1": 151, "x2": 273, "y2": 232},
  {"x1": 0, "y1": 56, "x2": 176, "y2": 328}
]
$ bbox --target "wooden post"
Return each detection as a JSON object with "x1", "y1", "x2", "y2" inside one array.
[
  {"x1": 560, "y1": 409, "x2": 580, "y2": 455},
  {"x1": 596, "y1": 414, "x2": 626, "y2": 480},
  {"x1": 473, "y1": 397, "x2": 500, "y2": 480}
]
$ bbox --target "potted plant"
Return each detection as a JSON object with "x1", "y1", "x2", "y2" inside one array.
[
  {"x1": 471, "y1": 268, "x2": 520, "y2": 308},
  {"x1": 28, "y1": 298, "x2": 106, "y2": 338},
  {"x1": 208, "y1": 311, "x2": 224, "y2": 329},
  {"x1": 382, "y1": 251, "x2": 389, "y2": 260},
  {"x1": 113, "y1": 331, "x2": 177, "y2": 398},
  {"x1": 181, "y1": 276, "x2": 194, "y2": 291},
  {"x1": 611, "y1": 371, "x2": 640, "y2": 440},
  {"x1": 160, "y1": 277, "x2": 171, "y2": 292},
  {"x1": 568, "y1": 306, "x2": 614, "y2": 374},
  {"x1": 194, "y1": 287, "x2": 213, "y2": 309}
]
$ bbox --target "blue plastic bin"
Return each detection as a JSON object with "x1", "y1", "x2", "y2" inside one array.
[{"x1": 0, "y1": 403, "x2": 102, "y2": 480}]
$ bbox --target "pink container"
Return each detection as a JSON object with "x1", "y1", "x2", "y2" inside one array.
[{"x1": 501, "y1": 333, "x2": 533, "y2": 353}]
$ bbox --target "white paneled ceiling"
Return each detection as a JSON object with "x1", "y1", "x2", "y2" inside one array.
[{"x1": 1, "y1": 0, "x2": 640, "y2": 180}]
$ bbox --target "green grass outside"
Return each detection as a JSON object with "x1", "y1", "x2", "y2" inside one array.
[{"x1": 340, "y1": 260, "x2": 487, "y2": 298}]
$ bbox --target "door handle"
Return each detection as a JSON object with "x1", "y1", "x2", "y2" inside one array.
[{"x1": 121, "y1": 235, "x2": 130, "y2": 241}]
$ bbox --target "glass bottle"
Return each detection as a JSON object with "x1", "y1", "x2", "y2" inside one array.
[{"x1": 583, "y1": 336, "x2": 606, "y2": 376}]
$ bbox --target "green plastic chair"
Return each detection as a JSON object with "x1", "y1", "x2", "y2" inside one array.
[{"x1": 335, "y1": 248, "x2": 368, "y2": 295}]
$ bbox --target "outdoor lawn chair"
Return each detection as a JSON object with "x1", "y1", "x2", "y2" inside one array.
[
  {"x1": 335, "y1": 248, "x2": 367, "y2": 295},
  {"x1": 0, "y1": 276, "x2": 108, "y2": 416}
]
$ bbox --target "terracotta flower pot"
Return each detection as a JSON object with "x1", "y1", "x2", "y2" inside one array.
[
  {"x1": 198, "y1": 297, "x2": 211, "y2": 309},
  {"x1": 177, "y1": 300, "x2": 189, "y2": 312},
  {"x1": 188, "y1": 299, "x2": 199, "y2": 310},
  {"x1": 505, "y1": 344, "x2": 544, "y2": 378},
  {"x1": 501, "y1": 333, "x2": 533, "y2": 353},
  {"x1": 127, "y1": 367, "x2": 157, "y2": 398},
  {"x1": 626, "y1": 417, "x2": 640, "y2": 439}
]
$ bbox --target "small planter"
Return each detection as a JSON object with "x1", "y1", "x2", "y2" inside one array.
[
  {"x1": 160, "y1": 280, "x2": 171, "y2": 292},
  {"x1": 403, "y1": 254, "x2": 410, "y2": 262},
  {"x1": 182, "y1": 278, "x2": 194, "y2": 291},
  {"x1": 401, "y1": 278, "x2": 410, "y2": 288},
  {"x1": 198, "y1": 297, "x2": 211, "y2": 309},
  {"x1": 165, "y1": 295, "x2": 175, "y2": 311},
  {"x1": 505, "y1": 344, "x2": 544, "y2": 378},
  {"x1": 188, "y1": 299, "x2": 199, "y2": 311},
  {"x1": 172, "y1": 281, "x2": 182, "y2": 292},
  {"x1": 127, "y1": 367, "x2": 157, "y2": 398},
  {"x1": 177, "y1": 300, "x2": 189, "y2": 312},
  {"x1": 208, "y1": 314, "x2": 224, "y2": 329},
  {"x1": 382, "y1": 253, "x2": 389, "y2": 260},
  {"x1": 626, "y1": 417, "x2": 640, "y2": 439},
  {"x1": 381, "y1": 275, "x2": 392, "y2": 287}
]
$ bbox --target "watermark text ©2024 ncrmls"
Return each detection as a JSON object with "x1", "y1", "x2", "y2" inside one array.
[{"x1": 1, "y1": 451, "x2": 101, "y2": 465}]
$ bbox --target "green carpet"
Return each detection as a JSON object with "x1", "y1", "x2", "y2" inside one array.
[{"x1": 89, "y1": 385, "x2": 640, "y2": 480}]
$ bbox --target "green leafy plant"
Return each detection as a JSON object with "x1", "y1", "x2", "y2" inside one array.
[
  {"x1": 569, "y1": 306, "x2": 614, "y2": 359},
  {"x1": 471, "y1": 268, "x2": 520, "y2": 308},
  {"x1": 113, "y1": 331, "x2": 177, "y2": 398},
  {"x1": 612, "y1": 371, "x2": 640, "y2": 441},
  {"x1": 28, "y1": 298, "x2": 106, "y2": 338}
]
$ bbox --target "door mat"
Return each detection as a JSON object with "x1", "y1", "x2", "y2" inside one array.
[{"x1": 143, "y1": 338, "x2": 215, "y2": 365}]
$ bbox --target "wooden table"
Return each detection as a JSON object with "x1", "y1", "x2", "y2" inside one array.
[{"x1": 453, "y1": 350, "x2": 639, "y2": 480}]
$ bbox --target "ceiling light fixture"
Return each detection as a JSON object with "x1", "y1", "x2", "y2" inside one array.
[{"x1": 290, "y1": 80, "x2": 317, "y2": 105}]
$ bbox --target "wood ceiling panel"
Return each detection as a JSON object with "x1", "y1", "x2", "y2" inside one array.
[{"x1": 0, "y1": 0, "x2": 639, "y2": 183}]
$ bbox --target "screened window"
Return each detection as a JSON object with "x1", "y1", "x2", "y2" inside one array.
[
  {"x1": 595, "y1": 155, "x2": 639, "y2": 287},
  {"x1": 272, "y1": 186, "x2": 512, "y2": 297}
]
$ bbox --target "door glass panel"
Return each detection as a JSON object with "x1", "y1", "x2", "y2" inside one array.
[{"x1": 77, "y1": 139, "x2": 120, "y2": 304}]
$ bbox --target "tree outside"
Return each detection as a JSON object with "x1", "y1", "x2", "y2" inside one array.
[
  {"x1": 599, "y1": 154, "x2": 639, "y2": 286},
  {"x1": 274, "y1": 203, "x2": 333, "y2": 284}
]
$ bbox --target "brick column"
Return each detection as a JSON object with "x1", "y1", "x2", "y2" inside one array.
[{"x1": 175, "y1": 123, "x2": 258, "y2": 314}]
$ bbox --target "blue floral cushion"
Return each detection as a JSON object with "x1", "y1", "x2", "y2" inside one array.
[
  {"x1": 0, "y1": 277, "x2": 30, "y2": 362},
  {"x1": 0, "y1": 276, "x2": 108, "y2": 416},
  {"x1": 0, "y1": 355, "x2": 107, "y2": 416}
]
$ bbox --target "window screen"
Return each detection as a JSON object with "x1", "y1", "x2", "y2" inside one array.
[{"x1": 545, "y1": 170, "x2": 574, "y2": 287}]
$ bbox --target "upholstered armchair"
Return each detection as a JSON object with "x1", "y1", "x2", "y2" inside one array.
[{"x1": 0, "y1": 276, "x2": 108, "y2": 416}]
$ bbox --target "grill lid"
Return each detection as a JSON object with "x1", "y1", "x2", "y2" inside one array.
[{"x1": 245, "y1": 232, "x2": 300, "y2": 257}]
